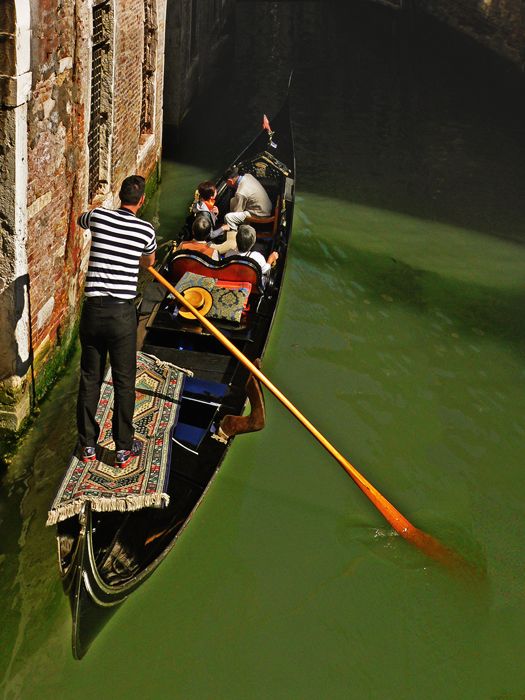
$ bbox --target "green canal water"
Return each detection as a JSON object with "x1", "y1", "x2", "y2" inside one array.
[{"x1": 2, "y1": 2, "x2": 525, "y2": 698}]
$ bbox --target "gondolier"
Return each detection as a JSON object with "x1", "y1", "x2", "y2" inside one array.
[{"x1": 76, "y1": 175, "x2": 157, "y2": 467}]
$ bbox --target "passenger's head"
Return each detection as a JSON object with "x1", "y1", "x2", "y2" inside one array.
[
  {"x1": 192, "y1": 214, "x2": 212, "y2": 242},
  {"x1": 225, "y1": 166, "x2": 240, "y2": 187},
  {"x1": 236, "y1": 225, "x2": 256, "y2": 253},
  {"x1": 197, "y1": 180, "x2": 217, "y2": 201},
  {"x1": 119, "y1": 175, "x2": 146, "y2": 205}
]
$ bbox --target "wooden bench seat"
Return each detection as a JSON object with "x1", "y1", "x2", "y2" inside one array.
[{"x1": 245, "y1": 194, "x2": 281, "y2": 240}]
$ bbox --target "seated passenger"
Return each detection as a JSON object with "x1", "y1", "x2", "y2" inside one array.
[
  {"x1": 223, "y1": 166, "x2": 272, "y2": 231},
  {"x1": 224, "y1": 225, "x2": 278, "y2": 281},
  {"x1": 191, "y1": 180, "x2": 229, "y2": 241},
  {"x1": 177, "y1": 215, "x2": 219, "y2": 261}
]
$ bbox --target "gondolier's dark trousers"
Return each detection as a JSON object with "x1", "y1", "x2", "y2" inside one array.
[{"x1": 77, "y1": 298, "x2": 137, "y2": 452}]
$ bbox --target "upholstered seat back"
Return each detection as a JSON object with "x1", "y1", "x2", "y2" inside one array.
[{"x1": 170, "y1": 250, "x2": 265, "y2": 295}]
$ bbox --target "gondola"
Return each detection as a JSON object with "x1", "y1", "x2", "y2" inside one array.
[{"x1": 54, "y1": 95, "x2": 296, "y2": 659}]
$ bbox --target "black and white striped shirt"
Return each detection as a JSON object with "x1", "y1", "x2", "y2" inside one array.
[{"x1": 78, "y1": 207, "x2": 157, "y2": 300}]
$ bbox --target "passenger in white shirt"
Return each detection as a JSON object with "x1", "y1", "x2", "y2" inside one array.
[
  {"x1": 223, "y1": 166, "x2": 272, "y2": 231},
  {"x1": 224, "y1": 225, "x2": 278, "y2": 280}
]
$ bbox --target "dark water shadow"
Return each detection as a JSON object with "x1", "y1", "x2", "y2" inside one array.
[
  {"x1": 294, "y1": 230, "x2": 525, "y2": 355},
  {"x1": 0, "y1": 348, "x2": 80, "y2": 686},
  {"x1": 164, "y1": 1, "x2": 525, "y2": 245}
]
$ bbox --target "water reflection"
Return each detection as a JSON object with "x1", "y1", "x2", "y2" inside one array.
[{"x1": 0, "y1": 353, "x2": 79, "y2": 694}]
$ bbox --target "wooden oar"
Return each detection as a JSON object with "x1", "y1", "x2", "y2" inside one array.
[{"x1": 148, "y1": 266, "x2": 472, "y2": 571}]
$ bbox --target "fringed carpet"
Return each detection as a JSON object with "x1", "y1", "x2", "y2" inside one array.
[{"x1": 47, "y1": 351, "x2": 190, "y2": 526}]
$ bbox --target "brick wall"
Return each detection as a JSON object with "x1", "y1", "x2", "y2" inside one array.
[
  {"x1": 112, "y1": 2, "x2": 145, "y2": 185},
  {"x1": 25, "y1": 0, "x2": 87, "y2": 374},
  {"x1": 0, "y1": 0, "x2": 167, "y2": 438},
  {"x1": 112, "y1": 0, "x2": 166, "y2": 188},
  {"x1": 26, "y1": 0, "x2": 166, "y2": 365}
]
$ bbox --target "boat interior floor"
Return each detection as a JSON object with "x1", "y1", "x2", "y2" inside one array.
[
  {"x1": 146, "y1": 311, "x2": 256, "y2": 341},
  {"x1": 143, "y1": 342, "x2": 234, "y2": 379}
]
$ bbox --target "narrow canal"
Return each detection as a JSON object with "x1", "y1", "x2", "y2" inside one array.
[{"x1": 2, "y1": 2, "x2": 525, "y2": 698}]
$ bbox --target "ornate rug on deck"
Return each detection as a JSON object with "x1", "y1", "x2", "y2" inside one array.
[{"x1": 46, "y1": 351, "x2": 192, "y2": 526}]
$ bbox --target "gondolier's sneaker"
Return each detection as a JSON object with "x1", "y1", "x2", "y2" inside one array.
[
  {"x1": 81, "y1": 446, "x2": 97, "y2": 463},
  {"x1": 115, "y1": 439, "x2": 142, "y2": 468}
]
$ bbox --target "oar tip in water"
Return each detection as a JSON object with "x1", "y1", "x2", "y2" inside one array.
[{"x1": 403, "y1": 527, "x2": 484, "y2": 580}]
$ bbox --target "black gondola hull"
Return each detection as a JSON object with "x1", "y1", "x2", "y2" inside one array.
[{"x1": 56, "y1": 95, "x2": 296, "y2": 659}]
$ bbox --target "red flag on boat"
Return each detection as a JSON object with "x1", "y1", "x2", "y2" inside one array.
[
  {"x1": 262, "y1": 114, "x2": 277, "y2": 148},
  {"x1": 262, "y1": 114, "x2": 272, "y2": 133}
]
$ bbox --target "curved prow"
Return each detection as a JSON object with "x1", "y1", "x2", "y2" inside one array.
[{"x1": 70, "y1": 503, "x2": 123, "y2": 660}]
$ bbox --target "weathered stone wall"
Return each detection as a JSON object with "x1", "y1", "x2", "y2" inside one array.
[
  {"x1": 0, "y1": 0, "x2": 167, "y2": 444},
  {"x1": 417, "y1": 0, "x2": 524, "y2": 69},
  {"x1": 163, "y1": 0, "x2": 235, "y2": 144},
  {"x1": 0, "y1": 0, "x2": 32, "y2": 433},
  {"x1": 368, "y1": 0, "x2": 524, "y2": 69},
  {"x1": 112, "y1": 3, "x2": 143, "y2": 184},
  {"x1": 26, "y1": 0, "x2": 85, "y2": 373}
]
